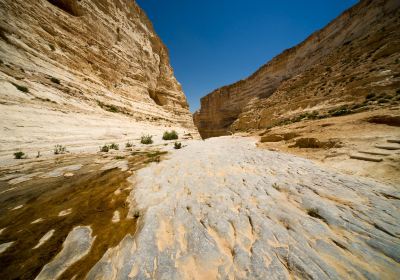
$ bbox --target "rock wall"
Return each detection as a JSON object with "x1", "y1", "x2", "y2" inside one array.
[
  {"x1": 194, "y1": 0, "x2": 400, "y2": 138},
  {"x1": 0, "y1": 0, "x2": 198, "y2": 157}
]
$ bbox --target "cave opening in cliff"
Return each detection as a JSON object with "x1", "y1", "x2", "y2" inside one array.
[{"x1": 149, "y1": 89, "x2": 164, "y2": 106}]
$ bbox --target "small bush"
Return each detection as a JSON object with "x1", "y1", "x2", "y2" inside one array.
[
  {"x1": 162, "y1": 130, "x2": 178, "y2": 140},
  {"x1": 14, "y1": 151, "x2": 25, "y2": 159},
  {"x1": 100, "y1": 145, "x2": 109, "y2": 152},
  {"x1": 125, "y1": 141, "x2": 133, "y2": 148},
  {"x1": 54, "y1": 144, "x2": 67, "y2": 154},
  {"x1": 141, "y1": 135, "x2": 153, "y2": 144},
  {"x1": 50, "y1": 77, "x2": 60, "y2": 84},
  {"x1": 174, "y1": 142, "x2": 182, "y2": 149},
  {"x1": 12, "y1": 83, "x2": 29, "y2": 93},
  {"x1": 109, "y1": 143, "x2": 119, "y2": 150},
  {"x1": 115, "y1": 156, "x2": 125, "y2": 160}
]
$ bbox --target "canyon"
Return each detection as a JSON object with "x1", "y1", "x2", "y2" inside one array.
[
  {"x1": 193, "y1": 0, "x2": 400, "y2": 138},
  {"x1": 0, "y1": 0, "x2": 399, "y2": 280}
]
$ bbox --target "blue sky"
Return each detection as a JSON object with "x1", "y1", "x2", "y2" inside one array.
[{"x1": 136, "y1": 0, "x2": 358, "y2": 112}]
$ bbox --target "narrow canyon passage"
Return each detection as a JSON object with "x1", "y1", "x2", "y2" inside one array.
[{"x1": 88, "y1": 137, "x2": 400, "y2": 280}]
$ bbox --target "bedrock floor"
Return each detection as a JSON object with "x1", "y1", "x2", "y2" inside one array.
[{"x1": 88, "y1": 136, "x2": 400, "y2": 280}]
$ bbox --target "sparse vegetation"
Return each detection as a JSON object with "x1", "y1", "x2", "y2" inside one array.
[
  {"x1": 14, "y1": 151, "x2": 26, "y2": 159},
  {"x1": 162, "y1": 130, "x2": 178, "y2": 140},
  {"x1": 50, "y1": 77, "x2": 60, "y2": 84},
  {"x1": 174, "y1": 142, "x2": 182, "y2": 149},
  {"x1": 141, "y1": 135, "x2": 153, "y2": 144},
  {"x1": 109, "y1": 143, "x2": 119, "y2": 150},
  {"x1": 100, "y1": 145, "x2": 109, "y2": 152},
  {"x1": 125, "y1": 141, "x2": 133, "y2": 148},
  {"x1": 36, "y1": 151, "x2": 41, "y2": 158},
  {"x1": 115, "y1": 156, "x2": 125, "y2": 160},
  {"x1": 49, "y1": 44, "x2": 55, "y2": 51},
  {"x1": 12, "y1": 83, "x2": 29, "y2": 93},
  {"x1": 54, "y1": 144, "x2": 67, "y2": 155},
  {"x1": 99, "y1": 143, "x2": 119, "y2": 152}
]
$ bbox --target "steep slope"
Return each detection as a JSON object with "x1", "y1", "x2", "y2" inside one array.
[
  {"x1": 0, "y1": 0, "x2": 197, "y2": 157},
  {"x1": 194, "y1": 0, "x2": 400, "y2": 138}
]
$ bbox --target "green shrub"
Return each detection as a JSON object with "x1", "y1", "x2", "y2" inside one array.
[
  {"x1": 162, "y1": 130, "x2": 178, "y2": 140},
  {"x1": 141, "y1": 135, "x2": 153, "y2": 144},
  {"x1": 100, "y1": 145, "x2": 109, "y2": 152},
  {"x1": 109, "y1": 143, "x2": 119, "y2": 150},
  {"x1": 14, "y1": 151, "x2": 25, "y2": 159},
  {"x1": 50, "y1": 77, "x2": 60, "y2": 84},
  {"x1": 54, "y1": 144, "x2": 67, "y2": 154},
  {"x1": 12, "y1": 83, "x2": 29, "y2": 93},
  {"x1": 174, "y1": 142, "x2": 182, "y2": 149},
  {"x1": 125, "y1": 141, "x2": 133, "y2": 148}
]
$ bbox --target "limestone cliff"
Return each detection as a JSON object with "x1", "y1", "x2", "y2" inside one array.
[
  {"x1": 0, "y1": 0, "x2": 197, "y2": 156},
  {"x1": 194, "y1": 0, "x2": 400, "y2": 138}
]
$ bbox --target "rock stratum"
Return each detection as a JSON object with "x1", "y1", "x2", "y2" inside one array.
[
  {"x1": 88, "y1": 137, "x2": 400, "y2": 279},
  {"x1": 0, "y1": 0, "x2": 197, "y2": 158},
  {"x1": 194, "y1": 0, "x2": 400, "y2": 138}
]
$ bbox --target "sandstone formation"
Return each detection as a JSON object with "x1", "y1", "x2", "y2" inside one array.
[
  {"x1": 0, "y1": 0, "x2": 197, "y2": 159},
  {"x1": 88, "y1": 137, "x2": 400, "y2": 279},
  {"x1": 194, "y1": 0, "x2": 400, "y2": 138}
]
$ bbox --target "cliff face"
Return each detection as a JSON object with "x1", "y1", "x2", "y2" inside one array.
[
  {"x1": 0, "y1": 0, "x2": 197, "y2": 155},
  {"x1": 194, "y1": 0, "x2": 400, "y2": 138}
]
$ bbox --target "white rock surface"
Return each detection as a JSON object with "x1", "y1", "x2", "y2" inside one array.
[
  {"x1": 35, "y1": 226, "x2": 94, "y2": 280},
  {"x1": 33, "y1": 229, "x2": 55, "y2": 249},
  {"x1": 88, "y1": 137, "x2": 400, "y2": 279},
  {"x1": 58, "y1": 209, "x2": 72, "y2": 217},
  {"x1": 0, "y1": 241, "x2": 14, "y2": 254}
]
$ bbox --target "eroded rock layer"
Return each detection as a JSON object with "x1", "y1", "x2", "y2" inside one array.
[
  {"x1": 88, "y1": 137, "x2": 400, "y2": 279},
  {"x1": 0, "y1": 0, "x2": 197, "y2": 155},
  {"x1": 194, "y1": 0, "x2": 400, "y2": 138}
]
